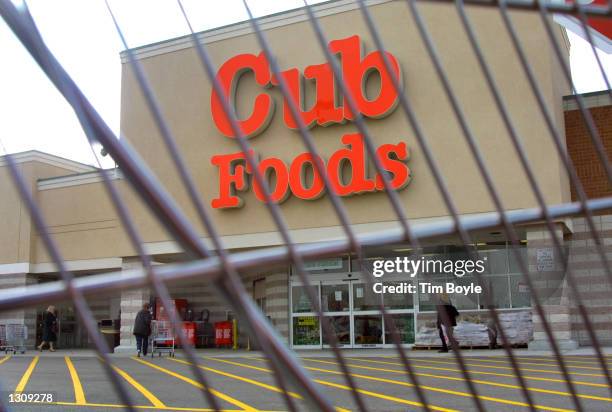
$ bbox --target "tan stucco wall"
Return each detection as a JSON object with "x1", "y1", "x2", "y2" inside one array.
[
  {"x1": 0, "y1": 160, "x2": 96, "y2": 264},
  {"x1": 119, "y1": 3, "x2": 570, "y2": 243},
  {"x1": 0, "y1": 2, "x2": 571, "y2": 265},
  {"x1": 34, "y1": 180, "x2": 131, "y2": 263}
]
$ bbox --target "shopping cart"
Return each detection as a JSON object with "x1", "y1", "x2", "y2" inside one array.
[
  {"x1": 3, "y1": 324, "x2": 27, "y2": 354},
  {"x1": 150, "y1": 320, "x2": 175, "y2": 357}
]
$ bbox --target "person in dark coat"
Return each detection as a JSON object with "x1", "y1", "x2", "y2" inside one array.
[
  {"x1": 133, "y1": 303, "x2": 152, "y2": 357},
  {"x1": 436, "y1": 294, "x2": 459, "y2": 353},
  {"x1": 38, "y1": 305, "x2": 57, "y2": 352}
]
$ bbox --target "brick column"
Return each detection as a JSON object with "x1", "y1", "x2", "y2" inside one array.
[
  {"x1": 266, "y1": 271, "x2": 290, "y2": 344},
  {"x1": 527, "y1": 225, "x2": 578, "y2": 350},
  {"x1": 0, "y1": 273, "x2": 37, "y2": 348},
  {"x1": 114, "y1": 258, "x2": 150, "y2": 353}
]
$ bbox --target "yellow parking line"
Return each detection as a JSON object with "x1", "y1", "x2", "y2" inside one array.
[
  {"x1": 512, "y1": 356, "x2": 612, "y2": 366},
  {"x1": 0, "y1": 355, "x2": 11, "y2": 365},
  {"x1": 312, "y1": 364, "x2": 573, "y2": 412},
  {"x1": 316, "y1": 378, "x2": 457, "y2": 412},
  {"x1": 65, "y1": 356, "x2": 86, "y2": 404},
  {"x1": 52, "y1": 401, "x2": 276, "y2": 411},
  {"x1": 215, "y1": 357, "x2": 455, "y2": 412},
  {"x1": 306, "y1": 357, "x2": 612, "y2": 404},
  {"x1": 131, "y1": 356, "x2": 258, "y2": 412},
  {"x1": 112, "y1": 363, "x2": 166, "y2": 408},
  {"x1": 14, "y1": 355, "x2": 39, "y2": 393},
  {"x1": 345, "y1": 356, "x2": 609, "y2": 389},
  {"x1": 201, "y1": 357, "x2": 351, "y2": 412},
  {"x1": 456, "y1": 356, "x2": 605, "y2": 371},
  {"x1": 173, "y1": 357, "x2": 302, "y2": 399},
  {"x1": 384, "y1": 355, "x2": 609, "y2": 378},
  {"x1": 247, "y1": 357, "x2": 567, "y2": 412}
]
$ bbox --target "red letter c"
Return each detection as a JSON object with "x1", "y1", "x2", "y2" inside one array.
[{"x1": 211, "y1": 52, "x2": 274, "y2": 138}]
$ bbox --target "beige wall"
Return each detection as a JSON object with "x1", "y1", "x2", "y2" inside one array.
[
  {"x1": 0, "y1": 2, "x2": 571, "y2": 265},
  {"x1": 34, "y1": 180, "x2": 131, "y2": 263},
  {"x1": 119, "y1": 2, "x2": 570, "y2": 244},
  {"x1": 0, "y1": 160, "x2": 95, "y2": 265}
]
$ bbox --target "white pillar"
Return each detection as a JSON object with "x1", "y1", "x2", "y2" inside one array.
[{"x1": 114, "y1": 258, "x2": 150, "y2": 353}]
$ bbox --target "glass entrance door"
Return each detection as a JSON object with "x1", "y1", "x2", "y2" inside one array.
[
  {"x1": 291, "y1": 275, "x2": 416, "y2": 348},
  {"x1": 321, "y1": 280, "x2": 351, "y2": 347}
]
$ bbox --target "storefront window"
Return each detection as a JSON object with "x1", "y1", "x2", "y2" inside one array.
[
  {"x1": 509, "y1": 274, "x2": 530, "y2": 308},
  {"x1": 384, "y1": 314, "x2": 415, "y2": 344},
  {"x1": 354, "y1": 315, "x2": 383, "y2": 345},
  {"x1": 321, "y1": 284, "x2": 349, "y2": 312},
  {"x1": 482, "y1": 275, "x2": 511, "y2": 309},
  {"x1": 479, "y1": 246, "x2": 508, "y2": 274},
  {"x1": 383, "y1": 281, "x2": 414, "y2": 310},
  {"x1": 353, "y1": 283, "x2": 382, "y2": 311},
  {"x1": 418, "y1": 275, "x2": 446, "y2": 311},
  {"x1": 508, "y1": 246, "x2": 528, "y2": 274},
  {"x1": 292, "y1": 316, "x2": 320, "y2": 346},
  {"x1": 448, "y1": 276, "x2": 479, "y2": 310},
  {"x1": 291, "y1": 285, "x2": 319, "y2": 313},
  {"x1": 322, "y1": 316, "x2": 350, "y2": 345}
]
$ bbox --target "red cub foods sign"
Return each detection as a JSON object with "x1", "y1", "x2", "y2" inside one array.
[{"x1": 210, "y1": 35, "x2": 410, "y2": 209}]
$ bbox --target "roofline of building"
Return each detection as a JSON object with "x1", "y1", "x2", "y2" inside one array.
[
  {"x1": 0, "y1": 150, "x2": 97, "y2": 174},
  {"x1": 120, "y1": 0, "x2": 390, "y2": 63},
  {"x1": 37, "y1": 168, "x2": 122, "y2": 191},
  {"x1": 563, "y1": 90, "x2": 611, "y2": 111}
]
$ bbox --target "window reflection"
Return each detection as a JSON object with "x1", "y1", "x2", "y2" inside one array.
[{"x1": 354, "y1": 315, "x2": 383, "y2": 345}]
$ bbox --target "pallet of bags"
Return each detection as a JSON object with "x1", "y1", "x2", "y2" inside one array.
[
  {"x1": 497, "y1": 311, "x2": 533, "y2": 345},
  {"x1": 415, "y1": 325, "x2": 441, "y2": 346},
  {"x1": 454, "y1": 322, "x2": 489, "y2": 346}
]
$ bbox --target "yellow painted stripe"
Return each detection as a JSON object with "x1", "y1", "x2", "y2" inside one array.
[
  {"x1": 346, "y1": 356, "x2": 609, "y2": 388},
  {"x1": 14, "y1": 355, "x2": 39, "y2": 393},
  {"x1": 306, "y1": 357, "x2": 612, "y2": 403},
  {"x1": 173, "y1": 357, "x2": 302, "y2": 399},
  {"x1": 313, "y1": 377, "x2": 458, "y2": 412},
  {"x1": 512, "y1": 356, "x2": 612, "y2": 366},
  {"x1": 227, "y1": 357, "x2": 455, "y2": 412},
  {"x1": 384, "y1": 355, "x2": 609, "y2": 378},
  {"x1": 201, "y1": 357, "x2": 353, "y2": 412},
  {"x1": 131, "y1": 356, "x2": 257, "y2": 412},
  {"x1": 65, "y1": 356, "x2": 86, "y2": 404},
  {"x1": 113, "y1": 364, "x2": 166, "y2": 408},
  {"x1": 458, "y1": 356, "x2": 605, "y2": 371},
  {"x1": 0, "y1": 355, "x2": 11, "y2": 366},
  {"x1": 309, "y1": 365, "x2": 573, "y2": 412},
  {"x1": 51, "y1": 401, "x2": 282, "y2": 411}
]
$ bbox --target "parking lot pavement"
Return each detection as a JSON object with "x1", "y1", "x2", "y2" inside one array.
[{"x1": 1, "y1": 352, "x2": 611, "y2": 411}]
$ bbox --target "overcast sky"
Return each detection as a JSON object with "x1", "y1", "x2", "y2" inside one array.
[{"x1": 0, "y1": 0, "x2": 610, "y2": 169}]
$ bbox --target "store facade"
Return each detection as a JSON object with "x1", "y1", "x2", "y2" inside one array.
[{"x1": 1, "y1": 0, "x2": 611, "y2": 351}]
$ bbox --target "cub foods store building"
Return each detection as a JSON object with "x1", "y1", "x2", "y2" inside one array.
[{"x1": 1, "y1": 0, "x2": 611, "y2": 351}]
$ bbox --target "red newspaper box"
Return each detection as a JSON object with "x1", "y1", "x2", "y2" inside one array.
[
  {"x1": 180, "y1": 322, "x2": 196, "y2": 347},
  {"x1": 214, "y1": 321, "x2": 233, "y2": 347}
]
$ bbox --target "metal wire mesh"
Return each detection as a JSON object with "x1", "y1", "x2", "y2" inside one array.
[{"x1": 0, "y1": 0, "x2": 611, "y2": 411}]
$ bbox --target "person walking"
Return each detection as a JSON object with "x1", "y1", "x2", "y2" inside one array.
[
  {"x1": 133, "y1": 303, "x2": 152, "y2": 357},
  {"x1": 38, "y1": 305, "x2": 57, "y2": 352},
  {"x1": 436, "y1": 293, "x2": 459, "y2": 353}
]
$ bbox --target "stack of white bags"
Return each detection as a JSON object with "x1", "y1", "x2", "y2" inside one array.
[
  {"x1": 454, "y1": 322, "x2": 490, "y2": 346},
  {"x1": 415, "y1": 311, "x2": 533, "y2": 347},
  {"x1": 497, "y1": 311, "x2": 533, "y2": 345}
]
